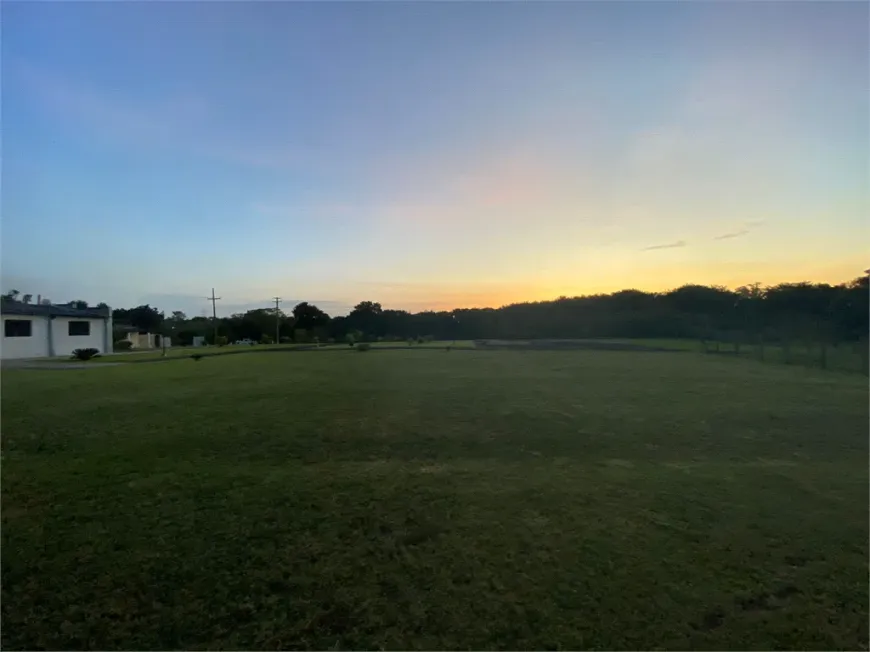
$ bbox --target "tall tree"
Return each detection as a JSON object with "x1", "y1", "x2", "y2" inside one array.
[
  {"x1": 114, "y1": 305, "x2": 164, "y2": 333},
  {"x1": 353, "y1": 301, "x2": 382, "y2": 315},
  {"x1": 347, "y1": 301, "x2": 385, "y2": 338},
  {"x1": 292, "y1": 302, "x2": 330, "y2": 331},
  {"x1": 2, "y1": 289, "x2": 20, "y2": 303}
]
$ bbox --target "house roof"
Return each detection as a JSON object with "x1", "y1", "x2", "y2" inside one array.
[{"x1": 0, "y1": 302, "x2": 111, "y2": 319}]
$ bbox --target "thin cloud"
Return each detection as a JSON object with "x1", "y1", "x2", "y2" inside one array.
[
  {"x1": 713, "y1": 229, "x2": 750, "y2": 240},
  {"x1": 642, "y1": 240, "x2": 686, "y2": 251},
  {"x1": 713, "y1": 220, "x2": 764, "y2": 240}
]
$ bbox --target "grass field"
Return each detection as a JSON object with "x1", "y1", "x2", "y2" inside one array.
[
  {"x1": 36, "y1": 343, "x2": 307, "y2": 363},
  {"x1": 2, "y1": 348, "x2": 867, "y2": 650},
  {"x1": 699, "y1": 340, "x2": 867, "y2": 375},
  {"x1": 34, "y1": 340, "x2": 478, "y2": 364}
]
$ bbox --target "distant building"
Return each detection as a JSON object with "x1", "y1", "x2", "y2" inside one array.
[
  {"x1": 125, "y1": 332, "x2": 171, "y2": 350},
  {"x1": 1, "y1": 302, "x2": 113, "y2": 359}
]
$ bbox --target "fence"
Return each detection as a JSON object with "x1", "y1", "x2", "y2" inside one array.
[{"x1": 700, "y1": 333, "x2": 868, "y2": 375}]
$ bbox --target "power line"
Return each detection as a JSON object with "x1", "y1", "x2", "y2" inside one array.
[
  {"x1": 272, "y1": 297, "x2": 282, "y2": 344},
  {"x1": 206, "y1": 288, "x2": 221, "y2": 344}
]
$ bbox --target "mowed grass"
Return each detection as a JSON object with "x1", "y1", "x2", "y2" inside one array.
[
  {"x1": 40, "y1": 343, "x2": 308, "y2": 363},
  {"x1": 2, "y1": 350, "x2": 867, "y2": 650},
  {"x1": 601, "y1": 338, "x2": 866, "y2": 373},
  {"x1": 39, "y1": 340, "x2": 476, "y2": 365}
]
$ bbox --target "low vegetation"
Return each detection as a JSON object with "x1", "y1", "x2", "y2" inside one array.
[
  {"x1": 70, "y1": 347, "x2": 100, "y2": 361},
  {"x1": 2, "y1": 350, "x2": 866, "y2": 650}
]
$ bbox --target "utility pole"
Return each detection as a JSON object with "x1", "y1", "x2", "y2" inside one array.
[
  {"x1": 206, "y1": 288, "x2": 221, "y2": 344},
  {"x1": 272, "y1": 297, "x2": 282, "y2": 344}
]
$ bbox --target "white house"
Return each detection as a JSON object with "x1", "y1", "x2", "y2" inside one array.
[{"x1": 1, "y1": 302, "x2": 113, "y2": 360}]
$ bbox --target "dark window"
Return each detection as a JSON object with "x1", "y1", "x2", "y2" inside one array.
[
  {"x1": 5, "y1": 319, "x2": 32, "y2": 337},
  {"x1": 68, "y1": 321, "x2": 91, "y2": 336}
]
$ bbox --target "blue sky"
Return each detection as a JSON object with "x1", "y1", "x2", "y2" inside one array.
[{"x1": 2, "y1": 1, "x2": 867, "y2": 316}]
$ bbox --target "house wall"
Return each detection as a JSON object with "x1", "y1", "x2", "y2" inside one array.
[
  {"x1": 51, "y1": 317, "x2": 111, "y2": 357},
  {"x1": 1, "y1": 308, "x2": 113, "y2": 360},
  {"x1": 0, "y1": 315, "x2": 50, "y2": 359}
]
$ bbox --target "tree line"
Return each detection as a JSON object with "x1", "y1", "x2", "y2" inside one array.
[
  {"x1": 4, "y1": 277, "x2": 867, "y2": 346},
  {"x1": 103, "y1": 276, "x2": 869, "y2": 347}
]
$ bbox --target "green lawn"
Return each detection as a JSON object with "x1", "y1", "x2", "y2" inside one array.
[
  {"x1": 40, "y1": 343, "x2": 308, "y2": 363},
  {"x1": 598, "y1": 337, "x2": 700, "y2": 351},
  {"x1": 38, "y1": 340, "x2": 475, "y2": 365},
  {"x1": 369, "y1": 339, "x2": 477, "y2": 349},
  {"x1": 2, "y1": 349, "x2": 867, "y2": 650}
]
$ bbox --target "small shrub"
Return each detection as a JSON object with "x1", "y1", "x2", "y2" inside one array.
[
  {"x1": 114, "y1": 340, "x2": 133, "y2": 351},
  {"x1": 260, "y1": 334, "x2": 274, "y2": 345},
  {"x1": 417, "y1": 336, "x2": 424, "y2": 345},
  {"x1": 446, "y1": 345, "x2": 452, "y2": 352},
  {"x1": 346, "y1": 333, "x2": 356, "y2": 347},
  {"x1": 216, "y1": 336, "x2": 228, "y2": 347},
  {"x1": 71, "y1": 348, "x2": 100, "y2": 361},
  {"x1": 191, "y1": 353, "x2": 203, "y2": 361},
  {"x1": 356, "y1": 342, "x2": 371, "y2": 352},
  {"x1": 328, "y1": 337, "x2": 336, "y2": 344}
]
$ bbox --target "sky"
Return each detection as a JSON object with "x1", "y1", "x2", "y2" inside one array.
[{"x1": 2, "y1": 1, "x2": 867, "y2": 317}]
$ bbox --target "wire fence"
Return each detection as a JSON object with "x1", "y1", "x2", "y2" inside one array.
[{"x1": 700, "y1": 334, "x2": 868, "y2": 375}]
